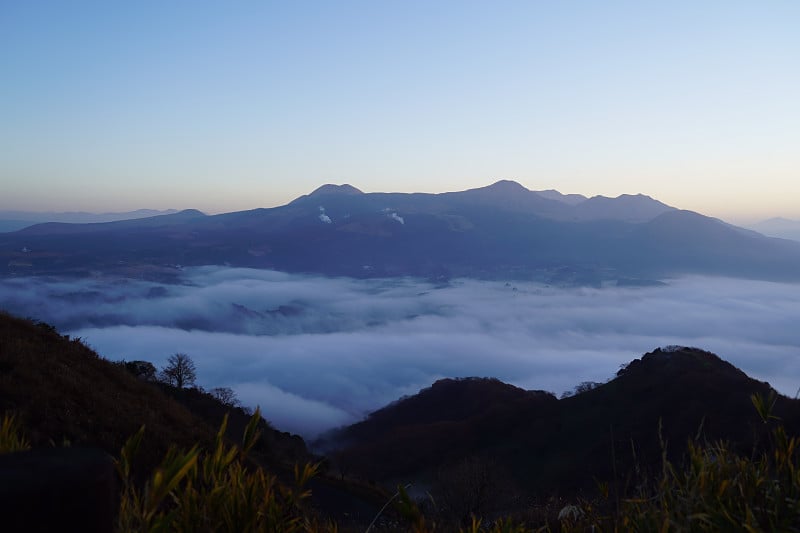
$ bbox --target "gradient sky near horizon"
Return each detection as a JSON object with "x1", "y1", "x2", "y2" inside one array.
[{"x1": 2, "y1": 1, "x2": 798, "y2": 223}]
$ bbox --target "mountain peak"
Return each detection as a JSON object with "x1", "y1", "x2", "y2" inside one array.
[
  {"x1": 615, "y1": 346, "x2": 753, "y2": 384},
  {"x1": 174, "y1": 209, "x2": 206, "y2": 217},
  {"x1": 485, "y1": 179, "x2": 529, "y2": 193},
  {"x1": 308, "y1": 184, "x2": 364, "y2": 196}
]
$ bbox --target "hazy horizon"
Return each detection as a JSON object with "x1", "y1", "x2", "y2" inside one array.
[{"x1": 1, "y1": 182, "x2": 798, "y2": 228}]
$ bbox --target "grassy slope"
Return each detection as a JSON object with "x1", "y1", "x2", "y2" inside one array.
[
  {"x1": 0, "y1": 312, "x2": 215, "y2": 470},
  {"x1": 0, "y1": 311, "x2": 386, "y2": 524},
  {"x1": 0, "y1": 311, "x2": 314, "y2": 476}
]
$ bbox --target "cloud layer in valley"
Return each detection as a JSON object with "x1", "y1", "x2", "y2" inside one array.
[{"x1": 1, "y1": 268, "x2": 799, "y2": 438}]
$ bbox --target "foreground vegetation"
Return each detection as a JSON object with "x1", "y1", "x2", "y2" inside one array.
[
  {"x1": 115, "y1": 409, "x2": 329, "y2": 532},
  {"x1": 392, "y1": 401, "x2": 800, "y2": 532},
  {"x1": 2, "y1": 394, "x2": 800, "y2": 532},
  {"x1": 2, "y1": 313, "x2": 799, "y2": 530}
]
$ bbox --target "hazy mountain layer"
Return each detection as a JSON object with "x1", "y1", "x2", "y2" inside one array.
[
  {"x1": 0, "y1": 209, "x2": 180, "y2": 233},
  {"x1": 2, "y1": 181, "x2": 799, "y2": 283},
  {"x1": 748, "y1": 217, "x2": 800, "y2": 242}
]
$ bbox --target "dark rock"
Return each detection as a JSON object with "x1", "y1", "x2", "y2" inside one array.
[{"x1": 0, "y1": 447, "x2": 117, "y2": 533}]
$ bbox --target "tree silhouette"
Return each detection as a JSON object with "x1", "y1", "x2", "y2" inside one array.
[
  {"x1": 160, "y1": 353, "x2": 196, "y2": 389},
  {"x1": 210, "y1": 387, "x2": 240, "y2": 407},
  {"x1": 123, "y1": 360, "x2": 157, "y2": 381}
]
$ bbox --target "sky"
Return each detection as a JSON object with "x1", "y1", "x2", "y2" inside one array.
[
  {"x1": 1, "y1": 1, "x2": 799, "y2": 222},
  {"x1": 1, "y1": 268, "x2": 799, "y2": 438}
]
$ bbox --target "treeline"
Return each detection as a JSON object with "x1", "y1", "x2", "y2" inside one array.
[{"x1": 116, "y1": 352, "x2": 243, "y2": 409}]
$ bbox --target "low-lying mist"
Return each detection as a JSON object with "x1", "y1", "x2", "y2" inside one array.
[{"x1": 1, "y1": 267, "x2": 798, "y2": 438}]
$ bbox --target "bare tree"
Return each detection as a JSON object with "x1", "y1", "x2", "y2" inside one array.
[
  {"x1": 210, "y1": 386, "x2": 240, "y2": 407},
  {"x1": 160, "y1": 353, "x2": 197, "y2": 388}
]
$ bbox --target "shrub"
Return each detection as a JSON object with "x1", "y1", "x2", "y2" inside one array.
[
  {"x1": 0, "y1": 413, "x2": 30, "y2": 454},
  {"x1": 116, "y1": 408, "x2": 330, "y2": 532}
]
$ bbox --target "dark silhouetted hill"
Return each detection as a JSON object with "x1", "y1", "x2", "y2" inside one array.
[
  {"x1": 0, "y1": 311, "x2": 307, "y2": 474},
  {"x1": 0, "y1": 312, "x2": 392, "y2": 525},
  {"x1": 325, "y1": 347, "x2": 800, "y2": 496},
  {"x1": 349, "y1": 377, "x2": 548, "y2": 436},
  {"x1": 320, "y1": 377, "x2": 553, "y2": 447}
]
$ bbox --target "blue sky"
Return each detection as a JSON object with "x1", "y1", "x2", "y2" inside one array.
[{"x1": 1, "y1": 1, "x2": 798, "y2": 222}]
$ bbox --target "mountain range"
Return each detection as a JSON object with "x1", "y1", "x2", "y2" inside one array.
[
  {"x1": 3, "y1": 181, "x2": 800, "y2": 283},
  {"x1": 0, "y1": 209, "x2": 179, "y2": 233}
]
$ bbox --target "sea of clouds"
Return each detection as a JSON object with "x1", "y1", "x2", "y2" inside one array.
[{"x1": 1, "y1": 267, "x2": 799, "y2": 438}]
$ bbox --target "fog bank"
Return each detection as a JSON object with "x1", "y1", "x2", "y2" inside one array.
[{"x1": 1, "y1": 268, "x2": 798, "y2": 438}]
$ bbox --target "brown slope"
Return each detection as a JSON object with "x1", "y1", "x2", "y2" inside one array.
[
  {"x1": 320, "y1": 377, "x2": 557, "y2": 480},
  {"x1": 0, "y1": 311, "x2": 308, "y2": 473},
  {"x1": 499, "y1": 347, "x2": 800, "y2": 494},
  {"x1": 338, "y1": 377, "x2": 550, "y2": 441},
  {"x1": 327, "y1": 347, "x2": 800, "y2": 496}
]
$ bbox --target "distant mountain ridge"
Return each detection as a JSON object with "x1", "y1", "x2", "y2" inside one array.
[
  {"x1": 15, "y1": 209, "x2": 206, "y2": 236},
  {"x1": 535, "y1": 189, "x2": 587, "y2": 205},
  {"x1": 748, "y1": 217, "x2": 800, "y2": 242},
  {"x1": 0, "y1": 208, "x2": 181, "y2": 233},
  {"x1": 2, "y1": 180, "x2": 800, "y2": 283}
]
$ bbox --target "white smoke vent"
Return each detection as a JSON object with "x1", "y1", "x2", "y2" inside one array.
[{"x1": 318, "y1": 206, "x2": 332, "y2": 224}]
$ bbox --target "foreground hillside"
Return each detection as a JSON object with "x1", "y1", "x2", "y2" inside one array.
[
  {"x1": 0, "y1": 311, "x2": 308, "y2": 473},
  {"x1": 2, "y1": 311, "x2": 800, "y2": 530},
  {"x1": 325, "y1": 347, "x2": 800, "y2": 500}
]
